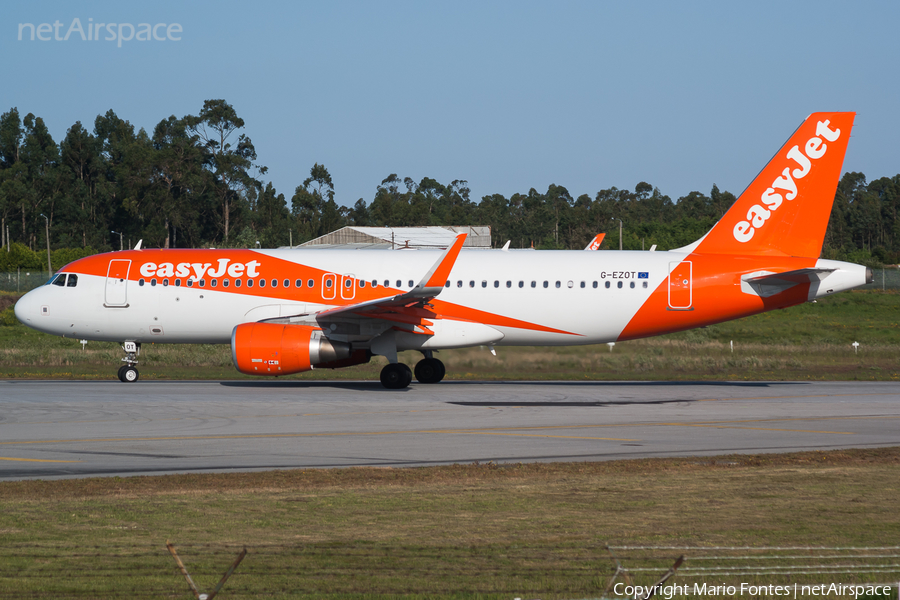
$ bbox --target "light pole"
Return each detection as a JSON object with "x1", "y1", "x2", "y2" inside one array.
[
  {"x1": 40, "y1": 213, "x2": 52, "y2": 276},
  {"x1": 611, "y1": 218, "x2": 623, "y2": 251},
  {"x1": 111, "y1": 230, "x2": 123, "y2": 251}
]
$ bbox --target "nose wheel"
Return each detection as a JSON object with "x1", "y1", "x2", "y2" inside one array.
[
  {"x1": 118, "y1": 341, "x2": 141, "y2": 383},
  {"x1": 117, "y1": 365, "x2": 139, "y2": 382}
]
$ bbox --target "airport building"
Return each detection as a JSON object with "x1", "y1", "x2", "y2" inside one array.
[{"x1": 292, "y1": 226, "x2": 492, "y2": 250}]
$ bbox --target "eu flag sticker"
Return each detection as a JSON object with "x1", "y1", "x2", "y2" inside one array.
[{"x1": 638, "y1": 272, "x2": 649, "y2": 279}]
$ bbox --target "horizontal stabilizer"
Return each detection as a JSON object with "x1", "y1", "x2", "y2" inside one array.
[{"x1": 741, "y1": 267, "x2": 836, "y2": 298}]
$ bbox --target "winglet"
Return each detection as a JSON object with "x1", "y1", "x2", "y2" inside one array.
[
  {"x1": 416, "y1": 233, "x2": 467, "y2": 292},
  {"x1": 313, "y1": 233, "x2": 467, "y2": 321}
]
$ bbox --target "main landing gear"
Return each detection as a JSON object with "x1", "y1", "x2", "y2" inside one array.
[
  {"x1": 117, "y1": 341, "x2": 140, "y2": 383},
  {"x1": 379, "y1": 355, "x2": 446, "y2": 389}
]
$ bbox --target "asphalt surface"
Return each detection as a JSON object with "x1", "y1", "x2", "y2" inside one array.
[{"x1": 1, "y1": 380, "x2": 898, "y2": 480}]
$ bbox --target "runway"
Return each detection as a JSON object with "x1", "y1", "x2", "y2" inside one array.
[{"x1": 1, "y1": 380, "x2": 898, "y2": 480}]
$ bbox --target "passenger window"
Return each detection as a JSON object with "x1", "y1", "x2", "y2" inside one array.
[
  {"x1": 199, "y1": 279, "x2": 206, "y2": 287},
  {"x1": 481, "y1": 281, "x2": 487, "y2": 288},
  {"x1": 360, "y1": 280, "x2": 366, "y2": 288},
  {"x1": 295, "y1": 279, "x2": 303, "y2": 287},
  {"x1": 151, "y1": 279, "x2": 157, "y2": 287},
  {"x1": 246, "y1": 279, "x2": 252, "y2": 288},
  {"x1": 211, "y1": 279, "x2": 217, "y2": 288},
  {"x1": 186, "y1": 279, "x2": 193, "y2": 287},
  {"x1": 617, "y1": 281, "x2": 623, "y2": 289},
  {"x1": 52, "y1": 274, "x2": 66, "y2": 287},
  {"x1": 567, "y1": 281, "x2": 573, "y2": 288},
  {"x1": 175, "y1": 279, "x2": 181, "y2": 287},
  {"x1": 493, "y1": 281, "x2": 499, "y2": 288},
  {"x1": 469, "y1": 281, "x2": 475, "y2": 288},
  {"x1": 235, "y1": 279, "x2": 242, "y2": 288},
  {"x1": 593, "y1": 281, "x2": 598, "y2": 288},
  {"x1": 308, "y1": 279, "x2": 314, "y2": 288},
  {"x1": 408, "y1": 280, "x2": 414, "y2": 288},
  {"x1": 324, "y1": 279, "x2": 331, "y2": 289},
  {"x1": 271, "y1": 279, "x2": 278, "y2": 288},
  {"x1": 284, "y1": 279, "x2": 290, "y2": 288},
  {"x1": 139, "y1": 278, "x2": 145, "y2": 287},
  {"x1": 555, "y1": 281, "x2": 561, "y2": 288},
  {"x1": 457, "y1": 281, "x2": 462, "y2": 287},
  {"x1": 223, "y1": 279, "x2": 230, "y2": 288},
  {"x1": 259, "y1": 279, "x2": 266, "y2": 288},
  {"x1": 518, "y1": 281, "x2": 524, "y2": 288},
  {"x1": 371, "y1": 280, "x2": 378, "y2": 288},
  {"x1": 643, "y1": 281, "x2": 648, "y2": 288},
  {"x1": 580, "y1": 281, "x2": 585, "y2": 288},
  {"x1": 630, "y1": 281, "x2": 635, "y2": 289},
  {"x1": 445, "y1": 281, "x2": 450, "y2": 288},
  {"x1": 506, "y1": 281, "x2": 512, "y2": 288},
  {"x1": 605, "y1": 281, "x2": 611, "y2": 289},
  {"x1": 163, "y1": 279, "x2": 169, "y2": 287},
  {"x1": 345, "y1": 279, "x2": 352, "y2": 289},
  {"x1": 384, "y1": 280, "x2": 389, "y2": 287}
]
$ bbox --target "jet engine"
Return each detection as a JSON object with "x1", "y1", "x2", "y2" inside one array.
[{"x1": 231, "y1": 323, "x2": 356, "y2": 376}]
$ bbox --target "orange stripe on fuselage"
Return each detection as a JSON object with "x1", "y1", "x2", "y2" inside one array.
[
  {"x1": 429, "y1": 299, "x2": 580, "y2": 336},
  {"x1": 63, "y1": 249, "x2": 404, "y2": 305},
  {"x1": 619, "y1": 253, "x2": 816, "y2": 341}
]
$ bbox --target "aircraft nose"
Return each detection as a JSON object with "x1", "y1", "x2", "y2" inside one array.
[{"x1": 14, "y1": 289, "x2": 40, "y2": 325}]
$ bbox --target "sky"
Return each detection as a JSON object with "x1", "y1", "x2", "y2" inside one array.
[{"x1": 3, "y1": 1, "x2": 899, "y2": 209}]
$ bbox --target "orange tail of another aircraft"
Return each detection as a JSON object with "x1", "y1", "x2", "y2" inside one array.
[{"x1": 693, "y1": 112, "x2": 855, "y2": 258}]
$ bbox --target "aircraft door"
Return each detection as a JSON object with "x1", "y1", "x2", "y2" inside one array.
[
  {"x1": 668, "y1": 261, "x2": 692, "y2": 310},
  {"x1": 340, "y1": 274, "x2": 356, "y2": 300},
  {"x1": 105, "y1": 259, "x2": 131, "y2": 307},
  {"x1": 322, "y1": 273, "x2": 336, "y2": 300}
]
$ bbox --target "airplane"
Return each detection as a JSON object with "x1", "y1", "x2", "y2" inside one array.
[
  {"x1": 584, "y1": 233, "x2": 605, "y2": 250},
  {"x1": 15, "y1": 112, "x2": 872, "y2": 389}
]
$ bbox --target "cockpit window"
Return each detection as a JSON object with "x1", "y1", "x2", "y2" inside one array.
[
  {"x1": 51, "y1": 274, "x2": 66, "y2": 287},
  {"x1": 66, "y1": 274, "x2": 78, "y2": 287}
]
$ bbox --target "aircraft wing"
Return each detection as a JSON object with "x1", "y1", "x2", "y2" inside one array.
[{"x1": 312, "y1": 233, "x2": 467, "y2": 334}]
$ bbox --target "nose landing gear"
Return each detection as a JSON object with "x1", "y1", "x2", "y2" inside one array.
[{"x1": 118, "y1": 341, "x2": 140, "y2": 382}]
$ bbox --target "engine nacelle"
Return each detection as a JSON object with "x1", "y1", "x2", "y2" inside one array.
[{"x1": 231, "y1": 323, "x2": 352, "y2": 376}]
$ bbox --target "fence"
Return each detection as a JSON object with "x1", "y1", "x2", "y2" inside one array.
[
  {"x1": 861, "y1": 268, "x2": 900, "y2": 291},
  {"x1": 0, "y1": 270, "x2": 50, "y2": 294},
  {"x1": 604, "y1": 546, "x2": 900, "y2": 599},
  {"x1": 1, "y1": 543, "x2": 898, "y2": 599}
]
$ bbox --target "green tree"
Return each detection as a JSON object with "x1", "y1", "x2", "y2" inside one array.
[{"x1": 186, "y1": 99, "x2": 265, "y2": 244}]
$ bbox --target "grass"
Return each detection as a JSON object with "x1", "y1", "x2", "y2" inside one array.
[
  {"x1": 0, "y1": 449, "x2": 899, "y2": 598},
  {"x1": 1, "y1": 290, "x2": 898, "y2": 381}
]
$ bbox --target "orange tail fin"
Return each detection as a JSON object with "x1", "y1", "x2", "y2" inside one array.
[{"x1": 694, "y1": 112, "x2": 855, "y2": 258}]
